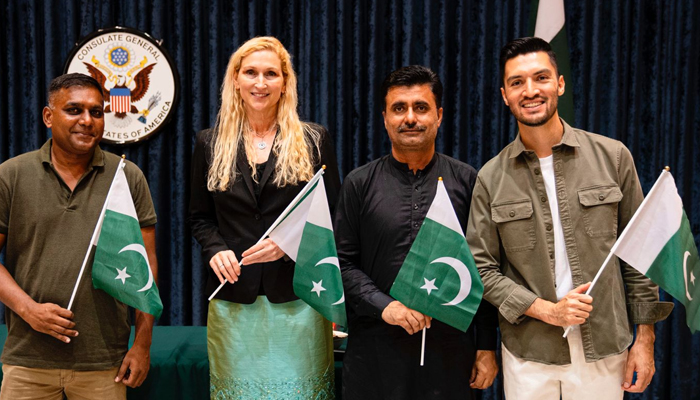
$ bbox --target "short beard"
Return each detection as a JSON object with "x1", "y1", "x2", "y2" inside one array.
[
  {"x1": 519, "y1": 114, "x2": 552, "y2": 127},
  {"x1": 512, "y1": 101, "x2": 557, "y2": 127}
]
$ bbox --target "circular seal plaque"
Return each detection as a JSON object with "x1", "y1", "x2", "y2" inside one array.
[{"x1": 64, "y1": 27, "x2": 179, "y2": 145}]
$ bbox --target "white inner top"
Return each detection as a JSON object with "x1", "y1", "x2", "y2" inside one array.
[{"x1": 539, "y1": 155, "x2": 573, "y2": 300}]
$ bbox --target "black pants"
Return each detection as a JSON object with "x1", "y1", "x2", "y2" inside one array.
[{"x1": 342, "y1": 323, "x2": 477, "y2": 400}]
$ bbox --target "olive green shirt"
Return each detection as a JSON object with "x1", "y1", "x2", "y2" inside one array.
[
  {"x1": 467, "y1": 121, "x2": 673, "y2": 365},
  {"x1": 0, "y1": 139, "x2": 157, "y2": 370}
]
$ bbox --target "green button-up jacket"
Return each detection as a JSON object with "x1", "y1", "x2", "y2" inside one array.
[{"x1": 467, "y1": 121, "x2": 673, "y2": 365}]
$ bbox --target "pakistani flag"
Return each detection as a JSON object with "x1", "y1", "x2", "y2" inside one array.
[
  {"x1": 390, "y1": 179, "x2": 483, "y2": 332},
  {"x1": 92, "y1": 161, "x2": 163, "y2": 318},
  {"x1": 613, "y1": 170, "x2": 699, "y2": 332},
  {"x1": 268, "y1": 169, "x2": 347, "y2": 326},
  {"x1": 530, "y1": 0, "x2": 575, "y2": 125}
]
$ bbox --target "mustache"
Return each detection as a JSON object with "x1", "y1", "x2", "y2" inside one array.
[{"x1": 398, "y1": 124, "x2": 427, "y2": 132}]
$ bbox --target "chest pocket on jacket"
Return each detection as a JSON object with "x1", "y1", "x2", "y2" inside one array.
[
  {"x1": 492, "y1": 199, "x2": 535, "y2": 252},
  {"x1": 577, "y1": 185, "x2": 623, "y2": 238}
]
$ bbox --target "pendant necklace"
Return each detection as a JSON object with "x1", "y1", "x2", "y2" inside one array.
[{"x1": 254, "y1": 125, "x2": 276, "y2": 150}]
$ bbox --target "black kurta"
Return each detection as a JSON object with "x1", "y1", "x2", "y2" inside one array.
[{"x1": 335, "y1": 153, "x2": 498, "y2": 400}]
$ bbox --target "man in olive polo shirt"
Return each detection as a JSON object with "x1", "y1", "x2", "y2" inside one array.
[
  {"x1": 0, "y1": 73, "x2": 158, "y2": 399},
  {"x1": 467, "y1": 37, "x2": 673, "y2": 400}
]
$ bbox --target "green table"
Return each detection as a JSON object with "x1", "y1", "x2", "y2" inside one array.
[
  {"x1": 126, "y1": 326, "x2": 210, "y2": 399},
  {"x1": 0, "y1": 325, "x2": 343, "y2": 399}
]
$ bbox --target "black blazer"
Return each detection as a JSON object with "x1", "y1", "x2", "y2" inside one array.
[{"x1": 189, "y1": 124, "x2": 341, "y2": 303}]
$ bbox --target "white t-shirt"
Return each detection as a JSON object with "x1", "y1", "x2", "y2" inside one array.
[{"x1": 539, "y1": 155, "x2": 573, "y2": 300}]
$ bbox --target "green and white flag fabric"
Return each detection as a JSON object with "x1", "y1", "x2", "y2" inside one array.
[
  {"x1": 92, "y1": 160, "x2": 163, "y2": 318},
  {"x1": 613, "y1": 170, "x2": 699, "y2": 332},
  {"x1": 390, "y1": 179, "x2": 483, "y2": 332},
  {"x1": 268, "y1": 169, "x2": 347, "y2": 326},
  {"x1": 530, "y1": 0, "x2": 575, "y2": 125}
]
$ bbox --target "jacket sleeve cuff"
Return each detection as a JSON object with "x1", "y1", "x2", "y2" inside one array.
[
  {"x1": 628, "y1": 301, "x2": 674, "y2": 324},
  {"x1": 499, "y1": 286, "x2": 538, "y2": 325},
  {"x1": 366, "y1": 292, "x2": 395, "y2": 320},
  {"x1": 203, "y1": 243, "x2": 230, "y2": 265}
]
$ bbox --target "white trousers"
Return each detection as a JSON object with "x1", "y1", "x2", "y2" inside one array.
[{"x1": 502, "y1": 326, "x2": 627, "y2": 400}]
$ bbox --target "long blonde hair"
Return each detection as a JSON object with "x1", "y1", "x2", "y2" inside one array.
[{"x1": 207, "y1": 36, "x2": 320, "y2": 191}]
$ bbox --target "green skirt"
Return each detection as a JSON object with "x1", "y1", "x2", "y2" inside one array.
[{"x1": 208, "y1": 297, "x2": 334, "y2": 400}]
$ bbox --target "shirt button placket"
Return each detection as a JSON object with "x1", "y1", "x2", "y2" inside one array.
[{"x1": 412, "y1": 184, "x2": 421, "y2": 234}]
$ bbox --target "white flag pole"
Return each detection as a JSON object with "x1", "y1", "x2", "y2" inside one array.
[
  {"x1": 67, "y1": 156, "x2": 126, "y2": 311},
  {"x1": 420, "y1": 327, "x2": 427, "y2": 366},
  {"x1": 562, "y1": 168, "x2": 670, "y2": 337},
  {"x1": 207, "y1": 167, "x2": 326, "y2": 301}
]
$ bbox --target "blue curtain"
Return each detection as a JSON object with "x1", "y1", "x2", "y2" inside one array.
[{"x1": 1, "y1": 1, "x2": 698, "y2": 399}]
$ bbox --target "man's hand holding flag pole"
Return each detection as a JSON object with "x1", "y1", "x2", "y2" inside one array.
[
  {"x1": 66, "y1": 155, "x2": 163, "y2": 387},
  {"x1": 390, "y1": 177, "x2": 484, "y2": 366},
  {"x1": 562, "y1": 167, "x2": 686, "y2": 338}
]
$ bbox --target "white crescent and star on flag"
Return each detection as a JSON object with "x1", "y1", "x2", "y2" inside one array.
[
  {"x1": 419, "y1": 256, "x2": 472, "y2": 306},
  {"x1": 310, "y1": 256, "x2": 345, "y2": 305},
  {"x1": 683, "y1": 250, "x2": 696, "y2": 301},
  {"x1": 118, "y1": 243, "x2": 154, "y2": 292}
]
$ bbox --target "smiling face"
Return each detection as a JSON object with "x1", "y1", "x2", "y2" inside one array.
[
  {"x1": 43, "y1": 86, "x2": 105, "y2": 156},
  {"x1": 501, "y1": 51, "x2": 565, "y2": 127},
  {"x1": 383, "y1": 84, "x2": 443, "y2": 155},
  {"x1": 234, "y1": 50, "x2": 285, "y2": 117}
]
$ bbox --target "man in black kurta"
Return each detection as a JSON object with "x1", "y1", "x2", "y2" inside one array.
[{"x1": 335, "y1": 66, "x2": 498, "y2": 400}]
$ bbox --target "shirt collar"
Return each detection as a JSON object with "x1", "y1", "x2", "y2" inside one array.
[
  {"x1": 509, "y1": 118, "x2": 580, "y2": 159},
  {"x1": 40, "y1": 138, "x2": 106, "y2": 169},
  {"x1": 388, "y1": 152, "x2": 438, "y2": 175}
]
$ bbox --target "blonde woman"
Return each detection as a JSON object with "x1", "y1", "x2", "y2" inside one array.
[{"x1": 189, "y1": 37, "x2": 340, "y2": 399}]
